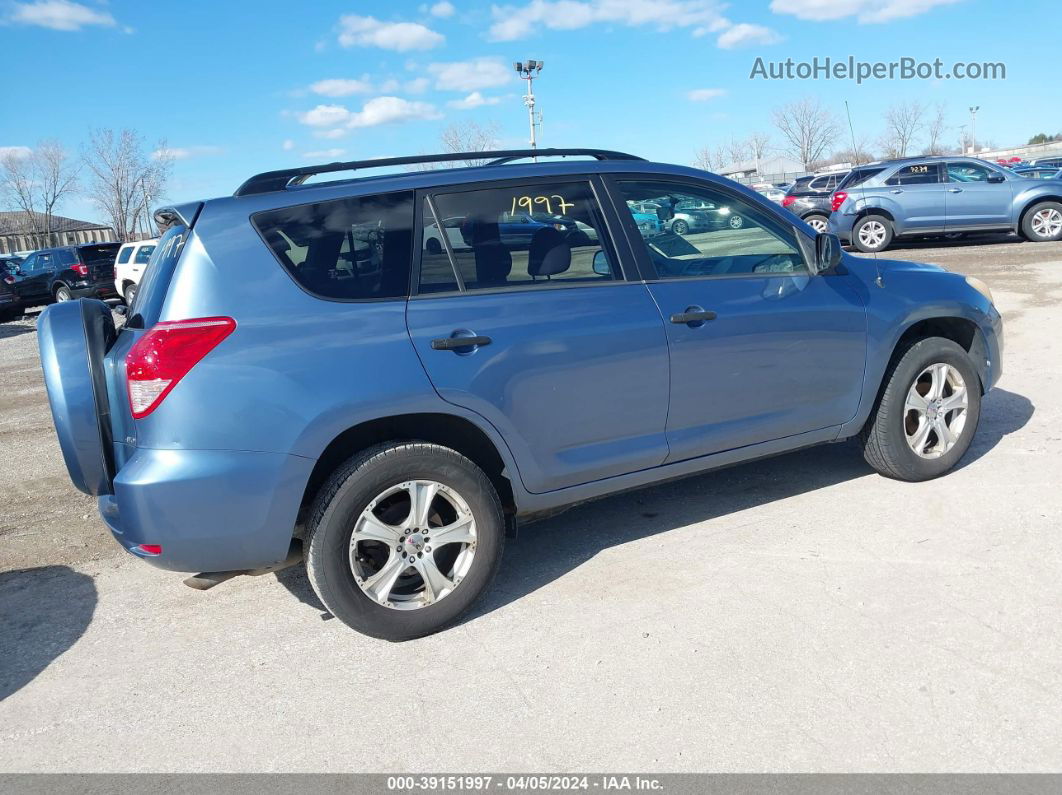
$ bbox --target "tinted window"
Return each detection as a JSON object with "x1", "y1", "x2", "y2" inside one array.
[
  {"x1": 79, "y1": 244, "x2": 120, "y2": 264},
  {"x1": 254, "y1": 191, "x2": 415, "y2": 300},
  {"x1": 617, "y1": 180, "x2": 807, "y2": 278},
  {"x1": 420, "y1": 181, "x2": 617, "y2": 293},
  {"x1": 885, "y1": 163, "x2": 942, "y2": 185},
  {"x1": 837, "y1": 167, "x2": 885, "y2": 190},
  {"x1": 117, "y1": 247, "x2": 134, "y2": 264},
  {"x1": 128, "y1": 226, "x2": 185, "y2": 325},
  {"x1": 134, "y1": 245, "x2": 155, "y2": 264},
  {"x1": 946, "y1": 162, "x2": 994, "y2": 182}
]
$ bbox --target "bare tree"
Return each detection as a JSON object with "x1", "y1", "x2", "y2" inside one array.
[
  {"x1": 881, "y1": 101, "x2": 926, "y2": 159},
  {"x1": 0, "y1": 140, "x2": 79, "y2": 247},
  {"x1": 924, "y1": 103, "x2": 948, "y2": 155},
  {"x1": 745, "y1": 131, "x2": 772, "y2": 169},
  {"x1": 439, "y1": 121, "x2": 501, "y2": 166},
  {"x1": 692, "y1": 145, "x2": 725, "y2": 172},
  {"x1": 772, "y1": 97, "x2": 840, "y2": 169},
  {"x1": 82, "y1": 129, "x2": 171, "y2": 242},
  {"x1": 724, "y1": 138, "x2": 749, "y2": 167}
]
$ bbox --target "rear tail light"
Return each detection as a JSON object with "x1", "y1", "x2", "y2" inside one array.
[
  {"x1": 3, "y1": 275, "x2": 13, "y2": 284},
  {"x1": 125, "y1": 317, "x2": 236, "y2": 418},
  {"x1": 72, "y1": 261, "x2": 89, "y2": 276},
  {"x1": 830, "y1": 191, "x2": 848, "y2": 212},
  {"x1": 135, "y1": 544, "x2": 163, "y2": 556},
  {"x1": 781, "y1": 195, "x2": 796, "y2": 208}
]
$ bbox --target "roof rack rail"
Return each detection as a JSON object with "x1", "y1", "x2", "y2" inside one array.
[{"x1": 234, "y1": 148, "x2": 644, "y2": 197}]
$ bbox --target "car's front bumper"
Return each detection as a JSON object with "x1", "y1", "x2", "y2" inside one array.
[{"x1": 98, "y1": 446, "x2": 315, "y2": 573}]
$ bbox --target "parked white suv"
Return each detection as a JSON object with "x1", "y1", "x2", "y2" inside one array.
[{"x1": 113, "y1": 239, "x2": 157, "y2": 304}]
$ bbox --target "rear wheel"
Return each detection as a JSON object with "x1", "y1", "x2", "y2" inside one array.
[
  {"x1": 671, "y1": 219, "x2": 689, "y2": 235},
  {"x1": 728, "y1": 214, "x2": 744, "y2": 230},
  {"x1": 54, "y1": 285, "x2": 73, "y2": 302},
  {"x1": 803, "y1": 213, "x2": 829, "y2": 234},
  {"x1": 124, "y1": 283, "x2": 138, "y2": 306},
  {"x1": 305, "y1": 442, "x2": 505, "y2": 640},
  {"x1": 860, "y1": 337, "x2": 981, "y2": 481},
  {"x1": 852, "y1": 215, "x2": 893, "y2": 253},
  {"x1": 1021, "y1": 201, "x2": 1062, "y2": 242}
]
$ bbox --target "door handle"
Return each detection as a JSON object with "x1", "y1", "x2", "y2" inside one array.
[
  {"x1": 670, "y1": 307, "x2": 717, "y2": 327},
  {"x1": 948, "y1": 188, "x2": 963, "y2": 193},
  {"x1": 431, "y1": 334, "x2": 492, "y2": 351},
  {"x1": 890, "y1": 189, "x2": 903, "y2": 194}
]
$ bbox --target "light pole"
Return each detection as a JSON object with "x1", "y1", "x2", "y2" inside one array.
[
  {"x1": 958, "y1": 124, "x2": 968, "y2": 154},
  {"x1": 514, "y1": 60, "x2": 543, "y2": 151},
  {"x1": 968, "y1": 106, "x2": 980, "y2": 154}
]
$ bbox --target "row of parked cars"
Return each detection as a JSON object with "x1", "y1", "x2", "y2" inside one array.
[
  {"x1": 0, "y1": 238, "x2": 157, "y2": 322},
  {"x1": 774, "y1": 153, "x2": 1062, "y2": 253}
]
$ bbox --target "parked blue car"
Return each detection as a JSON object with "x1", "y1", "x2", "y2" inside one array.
[
  {"x1": 828, "y1": 156, "x2": 1062, "y2": 252},
  {"x1": 38, "y1": 148, "x2": 1003, "y2": 639}
]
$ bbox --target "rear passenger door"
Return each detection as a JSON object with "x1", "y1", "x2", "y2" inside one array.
[
  {"x1": 405, "y1": 177, "x2": 671, "y2": 494},
  {"x1": 883, "y1": 162, "x2": 946, "y2": 233}
]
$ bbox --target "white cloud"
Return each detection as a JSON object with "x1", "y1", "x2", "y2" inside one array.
[
  {"x1": 0, "y1": 146, "x2": 33, "y2": 160},
  {"x1": 297, "y1": 97, "x2": 442, "y2": 131},
  {"x1": 337, "y1": 14, "x2": 444, "y2": 51},
  {"x1": 310, "y1": 78, "x2": 373, "y2": 97},
  {"x1": 347, "y1": 96, "x2": 442, "y2": 128},
  {"x1": 6, "y1": 0, "x2": 116, "y2": 31},
  {"x1": 427, "y1": 57, "x2": 512, "y2": 91},
  {"x1": 488, "y1": 0, "x2": 730, "y2": 41},
  {"x1": 303, "y1": 148, "x2": 347, "y2": 159},
  {"x1": 429, "y1": 1, "x2": 456, "y2": 17},
  {"x1": 716, "y1": 23, "x2": 782, "y2": 48},
  {"x1": 316, "y1": 129, "x2": 348, "y2": 140},
  {"x1": 448, "y1": 91, "x2": 501, "y2": 109},
  {"x1": 152, "y1": 145, "x2": 223, "y2": 161},
  {"x1": 770, "y1": 0, "x2": 962, "y2": 23},
  {"x1": 282, "y1": 139, "x2": 295, "y2": 151},
  {"x1": 405, "y1": 77, "x2": 431, "y2": 94},
  {"x1": 687, "y1": 88, "x2": 726, "y2": 102}
]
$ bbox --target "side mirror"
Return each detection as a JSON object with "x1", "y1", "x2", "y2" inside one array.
[
  {"x1": 987, "y1": 173, "x2": 1005, "y2": 184},
  {"x1": 592, "y1": 250, "x2": 612, "y2": 276},
  {"x1": 655, "y1": 205, "x2": 673, "y2": 222},
  {"x1": 814, "y1": 232, "x2": 843, "y2": 274}
]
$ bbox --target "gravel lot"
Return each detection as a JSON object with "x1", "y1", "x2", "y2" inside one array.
[{"x1": 2, "y1": 233, "x2": 1061, "y2": 771}]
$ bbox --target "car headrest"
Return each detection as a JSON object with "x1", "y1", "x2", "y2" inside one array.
[{"x1": 528, "y1": 227, "x2": 571, "y2": 278}]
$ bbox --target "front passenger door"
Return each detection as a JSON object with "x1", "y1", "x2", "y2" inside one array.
[
  {"x1": 609, "y1": 178, "x2": 868, "y2": 463},
  {"x1": 944, "y1": 161, "x2": 1013, "y2": 229}
]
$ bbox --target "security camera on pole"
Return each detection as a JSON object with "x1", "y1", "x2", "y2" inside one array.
[{"x1": 514, "y1": 60, "x2": 544, "y2": 153}]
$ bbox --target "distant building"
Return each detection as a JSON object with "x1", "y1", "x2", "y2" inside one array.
[
  {"x1": 717, "y1": 156, "x2": 805, "y2": 180},
  {"x1": 0, "y1": 211, "x2": 116, "y2": 255}
]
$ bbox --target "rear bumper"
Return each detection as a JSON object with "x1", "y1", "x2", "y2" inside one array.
[
  {"x1": 70, "y1": 281, "x2": 119, "y2": 300},
  {"x1": 98, "y1": 446, "x2": 315, "y2": 573},
  {"x1": 827, "y1": 211, "x2": 855, "y2": 241}
]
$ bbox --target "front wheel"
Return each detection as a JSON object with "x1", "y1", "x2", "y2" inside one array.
[
  {"x1": 728, "y1": 214, "x2": 744, "y2": 230},
  {"x1": 1022, "y1": 201, "x2": 1062, "y2": 242},
  {"x1": 305, "y1": 442, "x2": 505, "y2": 640},
  {"x1": 852, "y1": 214, "x2": 894, "y2": 253},
  {"x1": 671, "y1": 219, "x2": 689, "y2": 235},
  {"x1": 124, "y1": 283, "x2": 137, "y2": 306},
  {"x1": 860, "y1": 337, "x2": 981, "y2": 481}
]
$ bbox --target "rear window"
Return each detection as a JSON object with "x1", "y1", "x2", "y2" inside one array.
[
  {"x1": 127, "y1": 226, "x2": 185, "y2": 328},
  {"x1": 253, "y1": 191, "x2": 415, "y2": 301},
  {"x1": 837, "y1": 167, "x2": 885, "y2": 190},
  {"x1": 79, "y1": 244, "x2": 120, "y2": 264}
]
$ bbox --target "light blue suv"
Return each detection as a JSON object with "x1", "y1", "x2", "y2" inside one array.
[
  {"x1": 38, "y1": 148, "x2": 1003, "y2": 639},
  {"x1": 828, "y1": 156, "x2": 1062, "y2": 252}
]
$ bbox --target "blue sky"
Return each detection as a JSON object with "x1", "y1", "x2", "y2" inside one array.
[{"x1": 1, "y1": 0, "x2": 1057, "y2": 221}]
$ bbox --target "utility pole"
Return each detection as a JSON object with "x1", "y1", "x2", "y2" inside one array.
[
  {"x1": 968, "y1": 106, "x2": 980, "y2": 154},
  {"x1": 514, "y1": 60, "x2": 543, "y2": 151}
]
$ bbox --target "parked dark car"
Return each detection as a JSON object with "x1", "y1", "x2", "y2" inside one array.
[
  {"x1": 0, "y1": 255, "x2": 23, "y2": 321},
  {"x1": 8, "y1": 243, "x2": 120, "y2": 309},
  {"x1": 781, "y1": 171, "x2": 850, "y2": 233}
]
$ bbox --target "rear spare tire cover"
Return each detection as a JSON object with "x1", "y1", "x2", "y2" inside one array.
[{"x1": 37, "y1": 299, "x2": 116, "y2": 496}]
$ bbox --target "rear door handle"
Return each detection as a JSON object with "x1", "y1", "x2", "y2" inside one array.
[
  {"x1": 431, "y1": 334, "x2": 492, "y2": 351},
  {"x1": 948, "y1": 188, "x2": 963, "y2": 193},
  {"x1": 670, "y1": 307, "x2": 717, "y2": 327},
  {"x1": 890, "y1": 189, "x2": 903, "y2": 194}
]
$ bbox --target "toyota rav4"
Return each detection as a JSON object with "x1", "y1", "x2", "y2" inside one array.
[{"x1": 38, "y1": 148, "x2": 1003, "y2": 640}]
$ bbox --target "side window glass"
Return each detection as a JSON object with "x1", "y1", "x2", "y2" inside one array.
[
  {"x1": 253, "y1": 191, "x2": 415, "y2": 300},
  {"x1": 885, "y1": 163, "x2": 941, "y2": 186},
  {"x1": 617, "y1": 180, "x2": 808, "y2": 279},
  {"x1": 420, "y1": 181, "x2": 617, "y2": 293},
  {"x1": 134, "y1": 245, "x2": 156, "y2": 265},
  {"x1": 117, "y1": 247, "x2": 133, "y2": 264},
  {"x1": 947, "y1": 162, "x2": 992, "y2": 182},
  {"x1": 21, "y1": 255, "x2": 37, "y2": 272}
]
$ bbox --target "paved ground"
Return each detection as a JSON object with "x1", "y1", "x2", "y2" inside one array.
[{"x1": 2, "y1": 234, "x2": 1061, "y2": 772}]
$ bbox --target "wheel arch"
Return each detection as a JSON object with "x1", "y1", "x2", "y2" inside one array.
[
  {"x1": 854, "y1": 206, "x2": 896, "y2": 223},
  {"x1": 297, "y1": 412, "x2": 518, "y2": 528}
]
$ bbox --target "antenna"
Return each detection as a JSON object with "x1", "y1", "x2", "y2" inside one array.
[{"x1": 844, "y1": 100, "x2": 883, "y2": 287}]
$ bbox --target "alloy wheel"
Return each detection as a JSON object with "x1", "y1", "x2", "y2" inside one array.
[
  {"x1": 1031, "y1": 208, "x2": 1062, "y2": 239},
  {"x1": 349, "y1": 480, "x2": 477, "y2": 610},
  {"x1": 903, "y1": 363, "x2": 969, "y2": 459},
  {"x1": 807, "y1": 216, "x2": 828, "y2": 233},
  {"x1": 858, "y1": 220, "x2": 887, "y2": 249}
]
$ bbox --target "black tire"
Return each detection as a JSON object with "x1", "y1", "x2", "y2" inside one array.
[
  {"x1": 671, "y1": 219, "x2": 689, "y2": 235},
  {"x1": 425, "y1": 238, "x2": 443, "y2": 255},
  {"x1": 1020, "y1": 201, "x2": 1062, "y2": 242},
  {"x1": 305, "y1": 442, "x2": 505, "y2": 641},
  {"x1": 803, "y1": 213, "x2": 829, "y2": 234},
  {"x1": 124, "y1": 283, "x2": 137, "y2": 306},
  {"x1": 852, "y1": 214, "x2": 894, "y2": 253},
  {"x1": 54, "y1": 285, "x2": 73, "y2": 302},
  {"x1": 860, "y1": 337, "x2": 981, "y2": 482}
]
